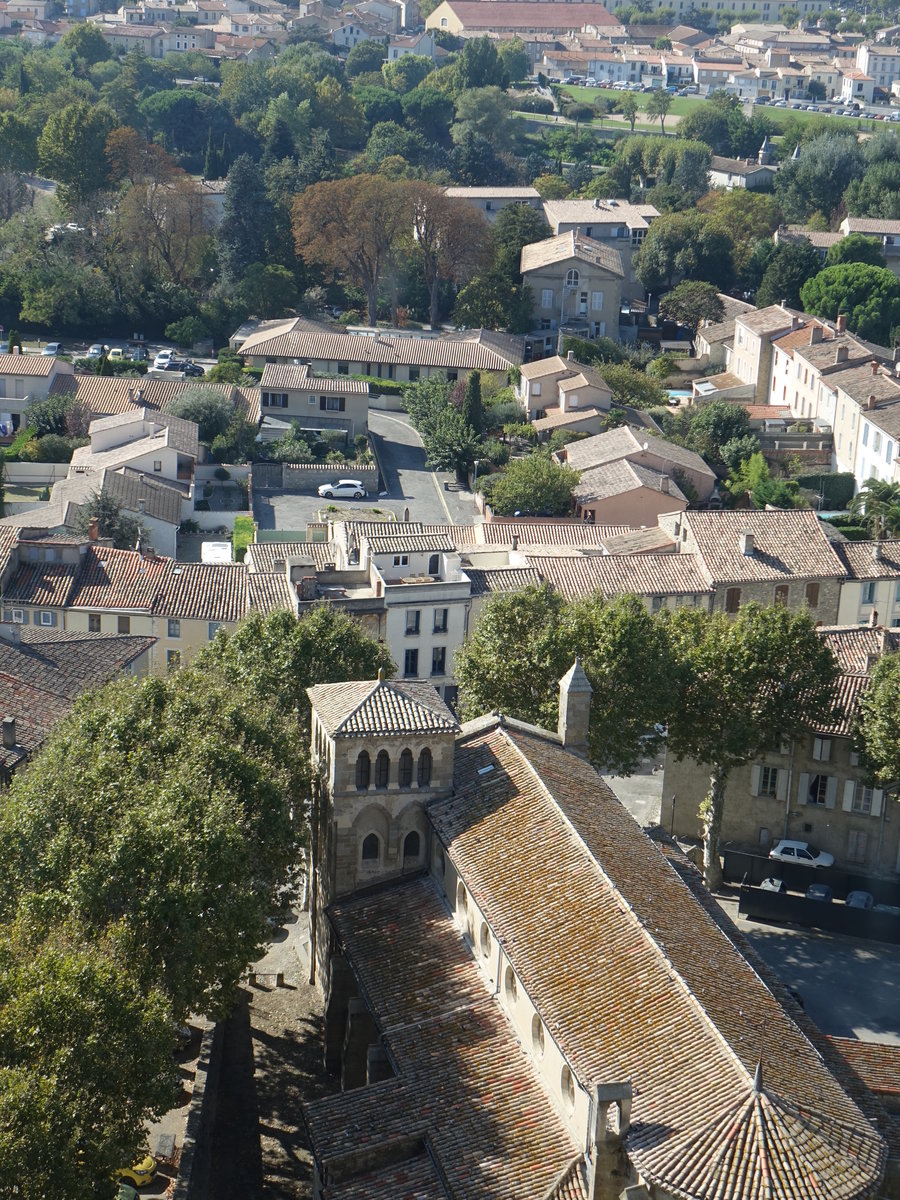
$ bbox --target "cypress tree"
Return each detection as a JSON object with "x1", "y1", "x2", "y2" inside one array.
[{"x1": 462, "y1": 370, "x2": 483, "y2": 435}]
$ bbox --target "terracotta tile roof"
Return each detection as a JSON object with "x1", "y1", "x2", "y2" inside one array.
[
  {"x1": 534, "y1": 406, "x2": 603, "y2": 431},
  {"x1": 346, "y1": 521, "x2": 480, "y2": 548},
  {"x1": 429, "y1": 724, "x2": 885, "y2": 1200},
  {"x1": 827, "y1": 363, "x2": 900, "y2": 409},
  {"x1": 3, "y1": 561, "x2": 79, "y2": 607},
  {"x1": 545, "y1": 1158, "x2": 589, "y2": 1200},
  {"x1": 828, "y1": 1038, "x2": 900, "y2": 1096},
  {"x1": 365, "y1": 531, "x2": 457, "y2": 555},
  {"x1": 307, "y1": 677, "x2": 459, "y2": 737},
  {"x1": 244, "y1": 541, "x2": 334, "y2": 572},
  {"x1": 466, "y1": 566, "x2": 542, "y2": 596},
  {"x1": 520, "y1": 231, "x2": 624, "y2": 278},
  {"x1": 247, "y1": 571, "x2": 294, "y2": 615},
  {"x1": 845, "y1": 217, "x2": 900, "y2": 236},
  {"x1": 305, "y1": 878, "x2": 582, "y2": 1200},
  {"x1": 834, "y1": 540, "x2": 900, "y2": 579},
  {"x1": 744, "y1": 403, "x2": 792, "y2": 420},
  {"x1": 0, "y1": 628, "x2": 155, "y2": 772},
  {"x1": 531, "y1": 552, "x2": 713, "y2": 599},
  {"x1": 238, "y1": 321, "x2": 523, "y2": 371},
  {"x1": 560, "y1": 426, "x2": 714, "y2": 480},
  {"x1": 157, "y1": 562, "x2": 247, "y2": 622},
  {"x1": 477, "y1": 521, "x2": 630, "y2": 546},
  {"x1": 444, "y1": 186, "x2": 541, "y2": 199},
  {"x1": 323, "y1": 1154, "x2": 448, "y2": 1200},
  {"x1": 259, "y1": 363, "x2": 370, "y2": 394},
  {"x1": 736, "y1": 306, "x2": 802, "y2": 337},
  {"x1": 66, "y1": 547, "x2": 167, "y2": 612},
  {"x1": 101, "y1": 469, "x2": 184, "y2": 526},
  {"x1": 819, "y1": 625, "x2": 900, "y2": 673},
  {"x1": 543, "y1": 198, "x2": 658, "y2": 232},
  {"x1": 0, "y1": 353, "x2": 58, "y2": 376},
  {"x1": 433, "y1": 1, "x2": 620, "y2": 29},
  {"x1": 50, "y1": 374, "x2": 260, "y2": 426},
  {"x1": 575, "y1": 459, "x2": 688, "y2": 504},
  {"x1": 600, "y1": 526, "x2": 675, "y2": 554},
  {"x1": 772, "y1": 319, "x2": 832, "y2": 352},
  {"x1": 677, "y1": 510, "x2": 846, "y2": 582}
]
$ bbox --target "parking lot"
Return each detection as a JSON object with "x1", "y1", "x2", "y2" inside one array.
[{"x1": 253, "y1": 411, "x2": 479, "y2": 532}]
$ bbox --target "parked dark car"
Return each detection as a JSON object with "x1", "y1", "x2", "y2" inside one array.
[
  {"x1": 165, "y1": 359, "x2": 204, "y2": 377},
  {"x1": 846, "y1": 890, "x2": 874, "y2": 910},
  {"x1": 806, "y1": 883, "x2": 833, "y2": 903}
]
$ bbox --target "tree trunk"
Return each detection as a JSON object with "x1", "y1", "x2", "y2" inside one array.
[
  {"x1": 701, "y1": 769, "x2": 727, "y2": 891},
  {"x1": 429, "y1": 275, "x2": 440, "y2": 329},
  {"x1": 366, "y1": 281, "x2": 378, "y2": 326}
]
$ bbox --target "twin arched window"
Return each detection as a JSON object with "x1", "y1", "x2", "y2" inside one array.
[{"x1": 355, "y1": 746, "x2": 433, "y2": 789}]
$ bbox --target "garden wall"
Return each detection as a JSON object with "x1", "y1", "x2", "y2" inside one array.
[
  {"x1": 4, "y1": 463, "x2": 69, "y2": 486},
  {"x1": 252, "y1": 462, "x2": 380, "y2": 494}
]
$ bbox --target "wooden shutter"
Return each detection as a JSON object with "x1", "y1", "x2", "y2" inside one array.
[
  {"x1": 842, "y1": 780, "x2": 856, "y2": 812},
  {"x1": 872, "y1": 789, "x2": 884, "y2": 818},
  {"x1": 775, "y1": 770, "x2": 787, "y2": 802},
  {"x1": 797, "y1": 772, "x2": 810, "y2": 805},
  {"x1": 825, "y1": 776, "x2": 838, "y2": 809},
  {"x1": 750, "y1": 765, "x2": 761, "y2": 796}
]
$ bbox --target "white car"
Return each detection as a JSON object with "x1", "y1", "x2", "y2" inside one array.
[
  {"x1": 317, "y1": 479, "x2": 366, "y2": 499},
  {"x1": 153, "y1": 349, "x2": 173, "y2": 368},
  {"x1": 769, "y1": 839, "x2": 834, "y2": 868}
]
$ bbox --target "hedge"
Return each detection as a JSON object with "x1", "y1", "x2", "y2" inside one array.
[
  {"x1": 232, "y1": 515, "x2": 255, "y2": 563},
  {"x1": 796, "y1": 472, "x2": 855, "y2": 511}
]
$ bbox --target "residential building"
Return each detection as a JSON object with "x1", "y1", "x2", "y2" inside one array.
[
  {"x1": 516, "y1": 350, "x2": 612, "y2": 439},
  {"x1": 693, "y1": 294, "x2": 755, "y2": 367},
  {"x1": 836, "y1": 539, "x2": 900, "y2": 628},
  {"x1": 856, "y1": 42, "x2": 900, "y2": 91},
  {"x1": 557, "y1": 424, "x2": 718, "y2": 503},
  {"x1": 657, "y1": 508, "x2": 846, "y2": 619},
  {"x1": 0, "y1": 624, "x2": 155, "y2": 784},
  {"x1": 302, "y1": 664, "x2": 886, "y2": 1200},
  {"x1": 425, "y1": 0, "x2": 621, "y2": 37},
  {"x1": 0, "y1": 352, "x2": 74, "y2": 431},
  {"x1": 728, "y1": 304, "x2": 803, "y2": 403},
  {"x1": 67, "y1": 409, "x2": 199, "y2": 490},
  {"x1": 839, "y1": 216, "x2": 900, "y2": 278},
  {"x1": 531, "y1": 551, "x2": 714, "y2": 611},
  {"x1": 829, "y1": 361, "x2": 900, "y2": 488},
  {"x1": 841, "y1": 69, "x2": 875, "y2": 104},
  {"x1": 235, "y1": 318, "x2": 523, "y2": 385},
  {"x1": 767, "y1": 315, "x2": 875, "y2": 427},
  {"x1": 520, "y1": 232, "x2": 624, "y2": 349},
  {"x1": 0, "y1": 538, "x2": 292, "y2": 675},
  {"x1": 707, "y1": 154, "x2": 778, "y2": 190},
  {"x1": 48, "y1": 372, "x2": 259, "y2": 428},
  {"x1": 387, "y1": 29, "x2": 436, "y2": 58},
  {"x1": 605, "y1": 0, "x2": 829, "y2": 16},
  {"x1": 442, "y1": 185, "x2": 543, "y2": 223},
  {"x1": 541, "y1": 198, "x2": 658, "y2": 300},
  {"x1": 259, "y1": 363, "x2": 370, "y2": 440},
  {"x1": 662, "y1": 624, "x2": 900, "y2": 874}
]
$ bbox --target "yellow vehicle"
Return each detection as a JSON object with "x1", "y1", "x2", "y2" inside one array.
[{"x1": 115, "y1": 1155, "x2": 157, "y2": 1187}]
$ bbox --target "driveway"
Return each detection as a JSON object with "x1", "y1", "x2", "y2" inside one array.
[{"x1": 253, "y1": 411, "x2": 480, "y2": 532}]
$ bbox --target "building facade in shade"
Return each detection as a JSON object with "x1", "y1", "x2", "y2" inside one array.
[{"x1": 301, "y1": 667, "x2": 888, "y2": 1200}]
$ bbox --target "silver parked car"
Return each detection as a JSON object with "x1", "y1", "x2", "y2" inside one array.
[
  {"x1": 317, "y1": 478, "x2": 366, "y2": 500},
  {"x1": 769, "y1": 839, "x2": 835, "y2": 868}
]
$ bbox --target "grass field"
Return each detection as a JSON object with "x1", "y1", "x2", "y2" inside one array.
[{"x1": 559, "y1": 85, "x2": 879, "y2": 133}]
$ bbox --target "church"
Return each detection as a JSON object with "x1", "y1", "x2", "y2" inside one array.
[{"x1": 301, "y1": 663, "x2": 888, "y2": 1200}]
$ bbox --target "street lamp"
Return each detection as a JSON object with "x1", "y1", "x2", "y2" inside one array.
[{"x1": 473, "y1": 458, "x2": 481, "y2": 509}]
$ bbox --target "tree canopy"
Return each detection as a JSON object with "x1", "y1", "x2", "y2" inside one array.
[
  {"x1": 854, "y1": 651, "x2": 900, "y2": 789},
  {"x1": 482, "y1": 451, "x2": 579, "y2": 517},
  {"x1": 800, "y1": 262, "x2": 900, "y2": 345}
]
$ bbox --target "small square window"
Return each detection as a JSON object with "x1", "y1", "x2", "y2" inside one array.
[
  {"x1": 208, "y1": 622, "x2": 221, "y2": 640},
  {"x1": 153, "y1": 460, "x2": 162, "y2": 472},
  {"x1": 88, "y1": 613, "x2": 101, "y2": 633},
  {"x1": 431, "y1": 646, "x2": 446, "y2": 676},
  {"x1": 404, "y1": 648, "x2": 418, "y2": 677},
  {"x1": 118, "y1": 615, "x2": 131, "y2": 634},
  {"x1": 406, "y1": 609, "x2": 420, "y2": 635},
  {"x1": 168, "y1": 618, "x2": 181, "y2": 638},
  {"x1": 39, "y1": 611, "x2": 53, "y2": 626},
  {"x1": 167, "y1": 649, "x2": 181, "y2": 670}
]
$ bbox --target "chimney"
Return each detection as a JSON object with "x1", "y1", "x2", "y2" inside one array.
[
  {"x1": 593, "y1": 197, "x2": 600, "y2": 208},
  {"x1": 871, "y1": 360, "x2": 880, "y2": 376},
  {"x1": 1, "y1": 717, "x2": 15, "y2": 750},
  {"x1": 867, "y1": 394, "x2": 877, "y2": 410},
  {"x1": 298, "y1": 575, "x2": 317, "y2": 601},
  {"x1": 558, "y1": 657, "x2": 592, "y2": 755},
  {"x1": 869, "y1": 607, "x2": 879, "y2": 628},
  {"x1": 836, "y1": 313, "x2": 847, "y2": 334},
  {"x1": 567, "y1": 350, "x2": 575, "y2": 362},
  {"x1": 88, "y1": 517, "x2": 99, "y2": 542},
  {"x1": 790, "y1": 314, "x2": 798, "y2": 330},
  {"x1": 511, "y1": 534, "x2": 518, "y2": 551},
  {"x1": 12, "y1": 345, "x2": 20, "y2": 355},
  {"x1": 809, "y1": 324, "x2": 822, "y2": 345},
  {"x1": 138, "y1": 497, "x2": 146, "y2": 513},
  {"x1": 835, "y1": 345, "x2": 848, "y2": 364},
  {"x1": 873, "y1": 540, "x2": 883, "y2": 561},
  {"x1": 740, "y1": 530, "x2": 755, "y2": 556},
  {"x1": 659, "y1": 474, "x2": 669, "y2": 494},
  {"x1": 589, "y1": 1082, "x2": 633, "y2": 1200}
]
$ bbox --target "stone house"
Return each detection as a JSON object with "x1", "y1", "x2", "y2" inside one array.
[
  {"x1": 0, "y1": 351, "x2": 73, "y2": 432},
  {"x1": 541, "y1": 199, "x2": 659, "y2": 301},
  {"x1": 531, "y1": 551, "x2": 715, "y2": 613},
  {"x1": 259, "y1": 363, "x2": 370, "y2": 440},
  {"x1": 729, "y1": 305, "x2": 803, "y2": 404},
  {"x1": 516, "y1": 350, "x2": 612, "y2": 439},
  {"x1": 442, "y1": 185, "x2": 543, "y2": 223},
  {"x1": 557, "y1": 425, "x2": 718, "y2": 502},
  {"x1": 836, "y1": 539, "x2": 900, "y2": 628},
  {"x1": 662, "y1": 625, "x2": 900, "y2": 875},
  {"x1": 656, "y1": 509, "x2": 847, "y2": 620},
  {"x1": 301, "y1": 663, "x2": 887, "y2": 1200},
  {"x1": 519, "y1": 232, "x2": 624, "y2": 350}
]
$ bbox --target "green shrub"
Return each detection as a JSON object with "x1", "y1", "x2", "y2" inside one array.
[
  {"x1": 232, "y1": 515, "x2": 254, "y2": 563},
  {"x1": 195, "y1": 499, "x2": 210, "y2": 511},
  {"x1": 796, "y1": 472, "x2": 855, "y2": 510},
  {"x1": 6, "y1": 426, "x2": 37, "y2": 461},
  {"x1": 214, "y1": 466, "x2": 231, "y2": 481}
]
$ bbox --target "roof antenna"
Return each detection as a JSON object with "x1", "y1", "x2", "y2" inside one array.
[{"x1": 377, "y1": 666, "x2": 385, "y2": 682}]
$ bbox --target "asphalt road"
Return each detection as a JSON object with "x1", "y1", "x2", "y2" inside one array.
[{"x1": 253, "y1": 410, "x2": 480, "y2": 532}]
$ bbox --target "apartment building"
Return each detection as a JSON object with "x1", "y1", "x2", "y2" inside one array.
[
  {"x1": 541, "y1": 198, "x2": 658, "y2": 301},
  {"x1": 829, "y1": 361, "x2": 900, "y2": 488},
  {"x1": 836, "y1": 540, "x2": 900, "y2": 628}
]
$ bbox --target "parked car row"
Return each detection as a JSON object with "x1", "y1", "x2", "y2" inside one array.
[
  {"x1": 759, "y1": 877, "x2": 897, "y2": 911},
  {"x1": 153, "y1": 348, "x2": 204, "y2": 376}
]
